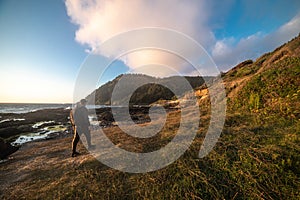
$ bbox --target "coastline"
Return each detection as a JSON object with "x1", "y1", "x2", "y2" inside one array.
[
  {"x1": 0, "y1": 108, "x2": 71, "y2": 144},
  {"x1": 0, "y1": 105, "x2": 175, "y2": 159},
  {"x1": 0, "y1": 105, "x2": 177, "y2": 198}
]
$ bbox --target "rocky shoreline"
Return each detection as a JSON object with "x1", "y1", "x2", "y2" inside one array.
[
  {"x1": 0, "y1": 108, "x2": 71, "y2": 143},
  {"x1": 0, "y1": 108, "x2": 71, "y2": 159},
  {"x1": 0, "y1": 106, "x2": 177, "y2": 159},
  {"x1": 93, "y1": 105, "x2": 178, "y2": 127}
]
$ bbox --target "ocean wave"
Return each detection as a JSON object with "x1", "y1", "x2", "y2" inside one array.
[
  {"x1": 0, "y1": 118, "x2": 25, "y2": 123},
  {"x1": 0, "y1": 103, "x2": 72, "y2": 114}
]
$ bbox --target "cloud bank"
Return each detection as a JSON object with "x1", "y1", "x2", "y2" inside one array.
[
  {"x1": 65, "y1": 0, "x2": 300, "y2": 75},
  {"x1": 212, "y1": 13, "x2": 300, "y2": 70}
]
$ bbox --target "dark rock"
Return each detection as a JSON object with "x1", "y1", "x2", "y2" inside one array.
[
  {"x1": 0, "y1": 138, "x2": 7, "y2": 151},
  {"x1": 17, "y1": 125, "x2": 34, "y2": 132},
  {"x1": 35, "y1": 122, "x2": 58, "y2": 129},
  {"x1": 101, "y1": 111, "x2": 114, "y2": 122},
  {"x1": 38, "y1": 130, "x2": 48, "y2": 135},
  {"x1": 0, "y1": 127, "x2": 20, "y2": 138},
  {"x1": 0, "y1": 138, "x2": 19, "y2": 159},
  {"x1": 0, "y1": 108, "x2": 69, "y2": 140}
]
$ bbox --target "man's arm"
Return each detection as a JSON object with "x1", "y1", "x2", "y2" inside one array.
[
  {"x1": 83, "y1": 107, "x2": 90, "y2": 126},
  {"x1": 70, "y1": 110, "x2": 75, "y2": 126}
]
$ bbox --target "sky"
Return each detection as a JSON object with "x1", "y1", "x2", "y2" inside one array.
[{"x1": 0, "y1": 0, "x2": 299, "y2": 103}]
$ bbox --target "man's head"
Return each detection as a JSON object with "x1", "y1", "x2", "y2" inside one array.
[{"x1": 80, "y1": 99, "x2": 87, "y2": 106}]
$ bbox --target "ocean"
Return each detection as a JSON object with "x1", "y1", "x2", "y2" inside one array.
[
  {"x1": 0, "y1": 103, "x2": 72, "y2": 147},
  {"x1": 0, "y1": 103, "x2": 72, "y2": 114}
]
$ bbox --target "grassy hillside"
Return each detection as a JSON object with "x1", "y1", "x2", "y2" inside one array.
[
  {"x1": 86, "y1": 33, "x2": 298, "y2": 199},
  {"x1": 1, "y1": 35, "x2": 299, "y2": 199}
]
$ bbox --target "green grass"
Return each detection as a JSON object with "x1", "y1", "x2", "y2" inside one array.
[
  {"x1": 231, "y1": 57, "x2": 300, "y2": 116},
  {"x1": 1, "y1": 57, "x2": 300, "y2": 199},
  {"x1": 3, "y1": 106, "x2": 298, "y2": 199}
]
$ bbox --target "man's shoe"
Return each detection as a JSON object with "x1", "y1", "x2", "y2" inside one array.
[{"x1": 71, "y1": 151, "x2": 80, "y2": 157}]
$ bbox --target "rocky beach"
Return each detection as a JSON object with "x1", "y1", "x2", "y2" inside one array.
[
  {"x1": 0, "y1": 105, "x2": 180, "y2": 199},
  {"x1": 0, "y1": 108, "x2": 71, "y2": 159},
  {"x1": 0, "y1": 105, "x2": 172, "y2": 160},
  {"x1": 0, "y1": 108, "x2": 71, "y2": 143}
]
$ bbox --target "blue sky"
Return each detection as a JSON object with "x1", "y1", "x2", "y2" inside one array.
[
  {"x1": 0, "y1": 0, "x2": 299, "y2": 103},
  {"x1": 213, "y1": 0, "x2": 300, "y2": 40}
]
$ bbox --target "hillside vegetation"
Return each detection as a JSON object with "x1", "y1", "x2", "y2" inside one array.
[
  {"x1": 86, "y1": 74, "x2": 212, "y2": 105},
  {"x1": 1, "y1": 34, "x2": 299, "y2": 199}
]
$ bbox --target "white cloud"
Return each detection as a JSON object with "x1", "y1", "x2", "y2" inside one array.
[
  {"x1": 212, "y1": 13, "x2": 300, "y2": 71},
  {"x1": 65, "y1": 0, "x2": 211, "y2": 45},
  {"x1": 66, "y1": 0, "x2": 300, "y2": 75},
  {"x1": 65, "y1": 0, "x2": 216, "y2": 76}
]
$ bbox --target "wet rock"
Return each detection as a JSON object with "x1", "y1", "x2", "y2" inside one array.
[
  {"x1": 0, "y1": 127, "x2": 20, "y2": 138},
  {"x1": 0, "y1": 108, "x2": 69, "y2": 140},
  {"x1": 17, "y1": 125, "x2": 34, "y2": 132},
  {"x1": 0, "y1": 138, "x2": 19, "y2": 159}
]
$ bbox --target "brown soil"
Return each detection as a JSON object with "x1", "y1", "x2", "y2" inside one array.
[{"x1": 0, "y1": 134, "x2": 95, "y2": 198}]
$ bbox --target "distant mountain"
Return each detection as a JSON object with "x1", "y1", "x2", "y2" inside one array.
[{"x1": 86, "y1": 74, "x2": 213, "y2": 105}]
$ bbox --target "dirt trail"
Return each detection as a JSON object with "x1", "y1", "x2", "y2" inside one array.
[{"x1": 0, "y1": 134, "x2": 94, "y2": 197}]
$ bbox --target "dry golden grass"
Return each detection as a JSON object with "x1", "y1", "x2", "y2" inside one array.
[{"x1": 0, "y1": 102, "x2": 298, "y2": 199}]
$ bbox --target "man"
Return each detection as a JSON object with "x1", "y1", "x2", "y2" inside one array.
[{"x1": 71, "y1": 99, "x2": 94, "y2": 157}]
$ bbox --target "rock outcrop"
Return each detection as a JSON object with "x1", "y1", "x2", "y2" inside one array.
[{"x1": 0, "y1": 138, "x2": 19, "y2": 159}]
